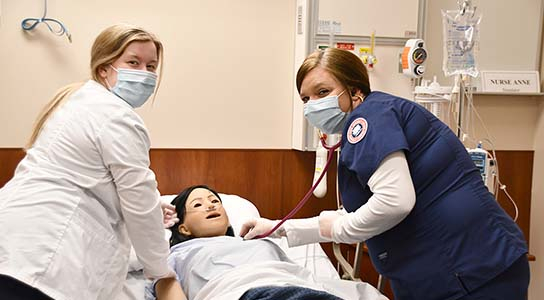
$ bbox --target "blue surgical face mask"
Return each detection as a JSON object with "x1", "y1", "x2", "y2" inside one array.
[
  {"x1": 303, "y1": 90, "x2": 347, "y2": 134},
  {"x1": 107, "y1": 66, "x2": 157, "y2": 108}
]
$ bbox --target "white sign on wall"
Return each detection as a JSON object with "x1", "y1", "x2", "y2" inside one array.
[
  {"x1": 318, "y1": 20, "x2": 342, "y2": 34},
  {"x1": 480, "y1": 71, "x2": 540, "y2": 93}
]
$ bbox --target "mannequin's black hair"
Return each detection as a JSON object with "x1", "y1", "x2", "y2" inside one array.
[{"x1": 169, "y1": 185, "x2": 234, "y2": 247}]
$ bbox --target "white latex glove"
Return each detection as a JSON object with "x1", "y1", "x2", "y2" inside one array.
[
  {"x1": 239, "y1": 217, "x2": 282, "y2": 240},
  {"x1": 318, "y1": 210, "x2": 343, "y2": 239},
  {"x1": 161, "y1": 201, "x2": 179, "y2": 229}
]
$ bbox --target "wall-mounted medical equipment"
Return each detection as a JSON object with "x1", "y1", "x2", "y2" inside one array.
[
  {"x1": 21, "y1": 0, "x2": 72, "y2": 43},
  {"x1": 359, "y1": 31, "x2": 377, "y2": 71},
  {"x1": 441, "y1": 1, "x2": 481, "y2": 77},
  {"x1": 414, "y1": 76, "x2": 458, "y2": 130},
  {"x1": 402, "y1": 39, "x2": 427, "y2": 78}
]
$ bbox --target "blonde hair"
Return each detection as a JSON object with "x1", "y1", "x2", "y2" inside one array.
[
  {"x1": 26, "y1": 24, "x2": 164, "y2": 150},
  {"x1": 296, "y1": 48, "x2": 371, "y2": 96}
]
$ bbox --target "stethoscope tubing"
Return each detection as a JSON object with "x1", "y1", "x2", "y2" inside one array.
[{"x1": 254, "y1": 137, "x2": 341, "y2": 239}]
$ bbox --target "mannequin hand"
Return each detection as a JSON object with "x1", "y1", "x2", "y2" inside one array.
[
  {"x1": 318, "y1": 210, "x2": 342, "y2": 239},
  {"x1": 161, "y1": 201, "x2": 179, "y2": 228},
  {"x1": 239, "y1": 218, "x2": 281, "y2": 240}
]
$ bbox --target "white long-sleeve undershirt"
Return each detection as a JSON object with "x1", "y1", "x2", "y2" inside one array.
[{"x1": 283, "y1": 151, "x2": 416, "y2": 247}]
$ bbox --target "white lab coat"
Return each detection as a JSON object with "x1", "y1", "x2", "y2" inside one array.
[{"x1": 0, "y1": 80, "x2": 171, "y2": 300}]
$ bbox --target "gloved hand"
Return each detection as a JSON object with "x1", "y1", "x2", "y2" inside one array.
[
  {"x1": 239, "y1": 217, "x2": 282, "y2": 240},
  {"x1": 161, "y1": 201, "x2": 179, "y2": 229},
  {"x1": 318, "y1": 210, "x2": 342, "y2": 239}
]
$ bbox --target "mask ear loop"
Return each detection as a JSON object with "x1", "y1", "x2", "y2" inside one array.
[
  {"x1": 104, "y1": 78, "x2": 113, "y2": 90},
  {"x1": 103, "y1": 65, "x2": 119, "y2": 90}
]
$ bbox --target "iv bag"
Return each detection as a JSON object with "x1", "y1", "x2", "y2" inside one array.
[{"x1": 442, "y1": 9, "x2": 482, "y2": 77}]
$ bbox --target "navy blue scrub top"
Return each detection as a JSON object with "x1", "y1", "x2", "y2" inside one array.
[{"x1": 338, "y1": 91, "x2": 527, "y2": 300}]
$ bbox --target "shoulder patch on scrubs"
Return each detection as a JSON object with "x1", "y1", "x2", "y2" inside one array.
[{"x1": 347, "y1": 117, "x2": 368, "y2": 144}]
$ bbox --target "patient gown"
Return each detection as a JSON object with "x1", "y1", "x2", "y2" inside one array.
[{"x1": 146, "y1": 236, "x2": 388, "y2": 300}]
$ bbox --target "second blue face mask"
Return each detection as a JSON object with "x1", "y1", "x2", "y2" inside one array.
[
  {"x1": 303, "y1": 91, "x2": 347, "y2": 134},
  {"x1": 109, "y1": 66, "x2": 157, "y2": 108}
]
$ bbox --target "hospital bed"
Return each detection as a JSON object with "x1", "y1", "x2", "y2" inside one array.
[{"x1": 119, "y1": 193, "x2": 343, "y2": 300}]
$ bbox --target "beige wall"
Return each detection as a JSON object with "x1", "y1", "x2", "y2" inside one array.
[
  {"x1": 0, "y1": 0, "x2": 295, "y2": 149},
  {"x1": 529, "y1": 17, "x2": 544, "y2": 299},
  {"x1": 3, "y1": 0, "x2": 539, "y2": 150},
  {"x1": 469, "y1": 95, "x2": 540, "y2": 150},
  {"x1": 530, "y1": 101, "x2": 544, "y2": 300}
]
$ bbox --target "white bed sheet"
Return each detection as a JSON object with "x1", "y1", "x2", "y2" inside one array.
[
  {"x1": 119, "y1": 193, "x2": 342, "y2": 300},
  {"x1": 194, "y1": 260, "x2": 388, "y2": 300}
]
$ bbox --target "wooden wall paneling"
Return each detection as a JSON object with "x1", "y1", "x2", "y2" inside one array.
[
  {"x1": 150, "y1": 149, "x2": 214, "y2": 195},
  {"x1": 213, "y1": 150, "x2": 285, "y2": 219},
  {"x1": 280, "y1": 151, "x2": 339, "y2": 219},
  {"x1": 494, "y1": 151, "x2": 534, "y2": 245},
  {"x1": 0, "y1": 148, "x2": 25, "y2": 187}
]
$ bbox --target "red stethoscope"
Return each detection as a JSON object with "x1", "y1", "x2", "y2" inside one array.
[{"x1": 254, "y1": 134, "x2": 342, "y2": 239}]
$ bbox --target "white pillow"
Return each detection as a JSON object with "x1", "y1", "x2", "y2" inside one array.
[{"x1": 219, "y1": 193, "x2": 260, "y2": 236}]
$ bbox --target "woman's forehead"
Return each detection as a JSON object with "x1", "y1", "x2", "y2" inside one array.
[
  {"x1": 301, "y1": 67, "x2": 339, "y2": 92},
  {"x1": 122, "y1": 40, "x2": 158, "y2": 61}
]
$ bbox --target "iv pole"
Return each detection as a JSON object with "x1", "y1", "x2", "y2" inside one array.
[
  {"x1": 456, "y1": 0, "x2": 473, "y2": 139},
  {"x1": 457, "y1": 76, "x2": 465, "y2": 138}
]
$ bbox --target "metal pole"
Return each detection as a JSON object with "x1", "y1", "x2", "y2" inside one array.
[{"x1": 457, "y1": 75, "x2": 464, "y2": 138}]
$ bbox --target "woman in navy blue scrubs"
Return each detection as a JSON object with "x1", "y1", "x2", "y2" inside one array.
[{"x1": 241, "y1": 48, "x2": 529, "y2": 300}]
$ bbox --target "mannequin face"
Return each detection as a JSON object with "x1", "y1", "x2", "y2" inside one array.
[{"x1": 178, "y1": 188, "x2": 230, "y2": 238}]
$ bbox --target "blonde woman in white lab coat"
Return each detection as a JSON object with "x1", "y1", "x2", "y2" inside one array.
[{"x1": 0, "y1": 24, "x2": 179, "y2": 300}]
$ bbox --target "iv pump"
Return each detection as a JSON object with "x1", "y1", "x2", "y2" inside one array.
[{"x1": 467, "y1": 142, "x2": 495, "y2": 192}]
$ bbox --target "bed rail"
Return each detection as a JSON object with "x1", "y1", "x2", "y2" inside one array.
[{"x1": 332, "y1": 242, "x2": 386, "y2": 292}]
